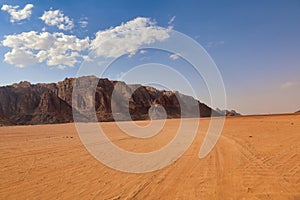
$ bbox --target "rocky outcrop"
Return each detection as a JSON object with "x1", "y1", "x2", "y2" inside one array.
[
  {"x1": 0, "y1": 76, "x2": 222, "y2": 125},
  {"x1": 225, "y1": 110, "x2": 241, "y2": 116},
  {"x1": 216, "y1": 108, "x2": 241, "y2": 116}
]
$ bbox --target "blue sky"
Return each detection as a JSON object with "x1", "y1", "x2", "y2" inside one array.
[{"x1": 0, "y1": 0, "x2": 299, "y2": 114}]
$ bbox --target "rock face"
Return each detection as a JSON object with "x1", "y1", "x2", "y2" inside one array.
[
  {"x1": 0, "y1": 76, "x2": 221, "y2": 125},
  {"x1": 0, "y1": 113, "x2": 15, "y2": 126}
]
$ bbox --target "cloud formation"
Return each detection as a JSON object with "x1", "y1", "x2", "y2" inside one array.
[
  {"x1": 79, "y1": 17, "x2": 88, "y2": 28},
  {"x1": 2, "y1": 31, "x2": 89, "y2": 68},
  {"x1": 1, "y1": 4, "x2": 33, "y2": 23},
  {"x1": 280, "y1": 81, "x2": 298, "y2": 89},
  {"x1": 2, "y1": 17, "x2": 169, "y2": 68},
  {"x1": 91, "y1": 17, "x2": 170, "y2": 58},
  {"x1": 40, "y1": 10, "x2": 74, "y2": 30}
]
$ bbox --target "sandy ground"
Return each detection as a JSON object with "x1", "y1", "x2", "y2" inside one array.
[{"x1": 0, "y1": 114, "x2": 299, "y2": 199}]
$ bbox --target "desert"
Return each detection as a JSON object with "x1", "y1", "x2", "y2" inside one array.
[
  {"x1": 1, "y1": 1, "x2": 299, "y2": 199},
  {"x1": 0, "y1": 114, "x2": 299, "y2": 199}
]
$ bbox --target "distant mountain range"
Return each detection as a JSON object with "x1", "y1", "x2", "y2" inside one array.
[{"x1": 0, "y1": 76, "x2": 238, "y2": 126}]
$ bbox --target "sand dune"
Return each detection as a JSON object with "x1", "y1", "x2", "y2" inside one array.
[{"x1": 0, "y1": 115, "x2": 299, "y2": 199}]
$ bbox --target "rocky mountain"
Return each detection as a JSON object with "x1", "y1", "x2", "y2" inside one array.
[
  {"x1": 216, "y1": 108, "x2": 242, "y2": 116},
  {"x1": 0, "y1": 76, "x2": 222, "y2": 125}
]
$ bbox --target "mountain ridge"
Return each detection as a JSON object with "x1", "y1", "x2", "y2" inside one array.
[{"x1": 0, "y1": 76, "x2": 225, "y2": 126}]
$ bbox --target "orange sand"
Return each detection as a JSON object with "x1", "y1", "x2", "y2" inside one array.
[{"x1": 0, "y1": 115, "x2": 299, "y2": 199}]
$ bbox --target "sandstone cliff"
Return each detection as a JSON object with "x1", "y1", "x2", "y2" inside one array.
[{"x1": 0, "y1": 76, "x2": 221, "y2": 125}]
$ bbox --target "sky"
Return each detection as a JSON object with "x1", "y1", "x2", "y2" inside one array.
[{"x1": 0, "y1": 0, "x2": 299, "y2": 115}]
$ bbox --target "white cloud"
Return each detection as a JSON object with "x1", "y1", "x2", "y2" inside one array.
[
  {"x1": 1, "y1": 4, "x2": 33, "y2": 23},
  {"x1": 169, "y1": 53, "x2": 180, "y2": 60},
  {"x1": 139, "y1": 50, "x2": 147, "y2": 54},
  {"x1": 167, "y1": 16, "x2": 176, "y2": 29},
  {"x1": 79, "y1": 17, "x2": 88, "y2": 28},
  {"x1": 2, "y1": 17, "x2": 169, "y2": 68},
  {"x1": 4, "y1": 48, "x2": 38, "y2": 67},
  {"x1": 168, "y1": 16, "x2": 176, "y2": 25},
  {"x1": 90, "y1": 17, "x2": 170, "y2": 58},
  {"x1": 280, "y1": 81, "x2": 298, "y2": 89},
  {"x1": 40, "y1": 9, "x2": 74, "y2": 31},
  {"x1": 2, "y1": 31, "x2": 90, "y2": 68}
]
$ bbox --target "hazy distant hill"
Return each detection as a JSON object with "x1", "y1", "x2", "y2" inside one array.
[
  {"x1": 0, "y1": 76, "x2": 222, "y2": 125},
  {"x1": 216, "y1": 108, "x2": 241, "y2": 116}
]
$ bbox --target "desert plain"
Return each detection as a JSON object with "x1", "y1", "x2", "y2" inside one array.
[{"x1": 0, "y1": 114, "x2": 299, "y2": 199}]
